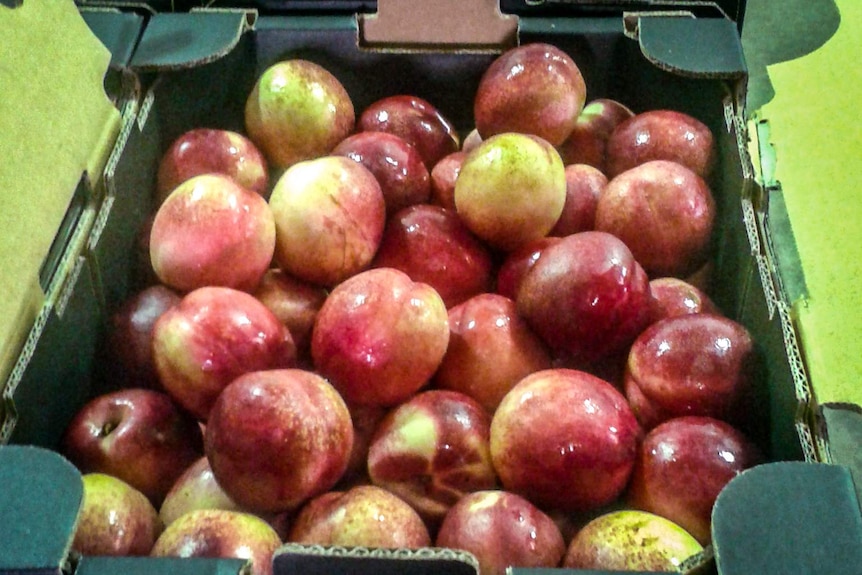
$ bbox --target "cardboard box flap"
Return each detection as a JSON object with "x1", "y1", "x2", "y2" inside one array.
[
  {"x1": 129, "y1": 9, "x2": 255, "y2": 71},
  {"x1": 74, "y1": 556, "x2": 248, "y2": 575},
  {"x1": 0, "y1": 0, "x2": 122, "y2": 387},
  {"x1": 630, "y1": 13, "x2": 746, "y2": 78},
  {"x1": 740, "y1": 0, "x2": 840, "y2": 111},
  {"x1": 711, "y1": 461, "x2": 862, "y2": 574},
  {"x1": 253, "y1": 0, "x2": 375, "y2": 14},
  {"x1": 500, "y1": 0, "x2": 747, "y2": 27},
  {"x1": 0, "y1": 445, "x2": 83, "y2": 572},
  {"x1": 511, "y1": 572, "x2": 676, "y2": 575},
  {"x1": 102, "y1": 0, "x2": 375, "y2": 15},
  {"x1": 752, "y1": 1, "x2": 861, "y2": 410},
  {"x1": 819, "y1": 403, "x2": 862, "y2": 508},
  {"x1": 749, "y1": 116, "x2": 807, "y2": 305},
  {"x1": 273, "y1": 544, "x2": 480, "y2": 575},
  {"x1": 79, "y1": 7, "x2": 148, "y2": 68}
]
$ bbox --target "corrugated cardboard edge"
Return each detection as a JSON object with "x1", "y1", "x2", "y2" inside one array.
[
  {"x1": 0, "y1": 0, "x2": 126, "y2": 439},
  {"x1": 626, "y1": 11, "x2": 747, "y2": 79},
  {"x1": 741, "y1": 115, "x2": 818, "y2": 465},
  {"x1": 273, "y1": 544, "x2": 480, "y2": 574},
  {"x1": 745, "y1": 2, "x2": 861, "y2": 473},
  {"x1": 816, "y1": 403, "x2": 862, "y2": 508},
  {"x1": 73, "y1": 555, "x2": 249, "y2": 575},
  {"x1": 129, "y1": 8, "x2": 256, "y2": 71}
]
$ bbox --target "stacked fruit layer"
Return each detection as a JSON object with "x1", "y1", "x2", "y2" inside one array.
[{"x1": 61, "y1": 42, "x2": 762, "y2": 575}]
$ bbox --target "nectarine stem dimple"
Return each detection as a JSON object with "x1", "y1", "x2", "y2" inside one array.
[{"x1": 100, "y1": 421, "x2": 119, "y2": 437}]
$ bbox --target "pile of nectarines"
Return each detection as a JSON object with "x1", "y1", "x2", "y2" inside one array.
[{"x1": 61, "y1": 42, "x2": 761, "y2": 575}]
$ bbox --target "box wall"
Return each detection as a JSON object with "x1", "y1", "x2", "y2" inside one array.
[{"x1": 6, "y1": 255, "x2": 102, "y2": 447}]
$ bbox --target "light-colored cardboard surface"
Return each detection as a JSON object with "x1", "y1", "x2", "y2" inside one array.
[
  {"x1": 758, "y1": 1, "x2": 862, "y2": 407},
  {"x1": 0, "y1": 1, "x2": 121, "y2": 384}
]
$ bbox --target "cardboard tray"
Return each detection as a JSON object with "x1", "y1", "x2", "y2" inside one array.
[
  {"x1": 74, "y1": 0, "x2": 748, "y2": 29},
  {"x1": 0, "y1": 0, "x2": 132, "y2": 434},
  {"x1": 1, "y1": 1, "x2": 861, "y2": 574},
  {"x1": 744, "y1": 0, "x2": 862, "y2": 506}
]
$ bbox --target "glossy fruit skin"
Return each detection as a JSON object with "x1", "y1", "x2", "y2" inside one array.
[
  {"x1": 366, "y1": 389, "x2": 497, "y2": 526},
  {"x1": 205, "y1": 369, "x2": 354, "y2": 514},
  {"x1": 105, "y1": 284, "x2": 181, "y2": 391},
  {"x1": 595, "y1": 160, "x2": 716, "y2": 279},
  {"x1": 429, "y1": 151, "x2": 466, "y2": 211},
  {"x1": 357, "y1": 95, "x2": 460, "y2": 169},
  {"x1": 149, "y1": 174, "x2": 276, "y2": 293},
  {"x1": 461, "y1": 128, "x2": 483, "y2": 153},
  {"x1": 548, "y1": 163, "x2": 607, "y2": 237},
  {"x1": 268, "y1": 155, "x2": 386, "y2": 287},
  {"x1": 371, "y1": 204, "x2": 494, "y2": 309},
  {"x1": 150, "y1": 508, "x2": 283, "y2": 575},
  {"x1": 474, "y1": 42, "x2": 586, "y2": 146},
  {"x1": 563, "y1": 509, "x2": 703, "y2": 571},
  {"x1": 495, "y1": 237, "x2": 562, "y2": 302},
  {"x1": 159, "y1": 456, "x2": 241, "y2": 528},
  {"x1": 332, "y1": 130, "x2": 431, "y2": 214},
  {"x1": 72, "y1": 473, "x2": 163, "y2": 557},
  {"x1": 626, "y1": 416, "x2": 762, "y2": 545},
  {"x1": 251, "y1": 268, "x2": 328, "y2": 364},
  {"x1": 648, "y1": 276, "x2": 719, "y2": 323},
  {"x1": 490, "y1": 368, "x2": 642, "y2": 513},
  {"x1": 288, "y1": 485, "x2": 432, "y2": 549},
  {"x1": 340, "y1": 402, "x2": 388, "y2": 485},
  {"x1": 454, "y1": 132, "x2": 567, "y2": 252},
  {"x1": 435, "y1": 293, "x2": 553, "y2": 413},
  {"x1": 245, "y1": 59, "x2": 355, "y2": 170},
  {"x1": 435, "y1": 489, "x2": 566, "y2": 575},
  {"x1": 156, "y1": 128, "x2": 269, "y2": 204},
  {"x1": 152, "y1": 286, "x2": 296, "y2": 421},
  {"x1": 516, "y1": 231, "x2": 652, "y2": 365},
  {"x1": 624, "y1": 313, "x2": 756, "y2": 430},
  {"x1": 557, "y1": 98, "x2": 634, "y2": 172},
  {"x1": 311, "y1": 267, "x2": 450, "y2": 407},
  {"x1": 61, "y1": 388, "x2": 204, "y2": 506},
  {"x1": 605, "y1": 109, "x2": 716, "y2": 178}
]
